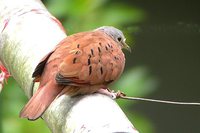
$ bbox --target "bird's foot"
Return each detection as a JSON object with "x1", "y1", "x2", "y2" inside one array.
[
  {"x1": 97, "y1": 88, "x2": 126, "y2": 99},
  {"x1": 0, "y1": 65, "x2": 10, "y2": 89}
]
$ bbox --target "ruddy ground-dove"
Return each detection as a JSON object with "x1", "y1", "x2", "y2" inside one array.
[{"x1": 20, "y1": 26, "x2": 130, "y2": 120}]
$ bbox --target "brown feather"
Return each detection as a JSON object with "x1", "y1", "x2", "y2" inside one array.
[
  {"x1": 20, "y1": 30, "x2": 126, "y2": 120},
  {"x1": 20, "y1": 82, "x2": 63, "y2": 120}
]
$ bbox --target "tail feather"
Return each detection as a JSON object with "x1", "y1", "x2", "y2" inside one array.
[{"x1": 20, "y1": 82, "x2": 62, "y2": 120}]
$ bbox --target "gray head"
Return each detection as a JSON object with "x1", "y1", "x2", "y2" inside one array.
[{"x1": 95, "y1": 26, "x2": 131, "y2": 52}]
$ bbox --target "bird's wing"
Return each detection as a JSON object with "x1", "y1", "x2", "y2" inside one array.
[
  {"x1": 32, "y1": 51, "x2": 55, "y2": 82},
  {"x1": 55, "y1": 31, "x2": 125, "y2": 86}
]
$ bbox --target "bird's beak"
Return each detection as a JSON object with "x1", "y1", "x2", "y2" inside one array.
[{"x1": 123, "y1": 42, "x2": 131, "y2": 52}]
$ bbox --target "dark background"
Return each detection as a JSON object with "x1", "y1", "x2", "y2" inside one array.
[{"x1": 128, "y1": 0, "x2": 200, "y2": 133}]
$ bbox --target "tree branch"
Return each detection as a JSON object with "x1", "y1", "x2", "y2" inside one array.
[{"x1": 0, "y1": 0, "x2": 139, "y2": 132}]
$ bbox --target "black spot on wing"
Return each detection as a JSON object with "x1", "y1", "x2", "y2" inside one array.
[
  {"x1": 73, "y1": 58, "x2": 77, "y2": 64},
  {"x1": 99, "y1": 42, "x2": 102, "y2": 46},
  {"x1": 100, "y1": 67, "x2": 103, "y2": 75},
  {"x1": 55, "y1": 73, "x2": 71, "y2": 85},
  {"x1": 88, "y1": 54, "x2": 92, "y2": 58},
  {"x1": 89, "y1": 66, "x2": 92, "y2": 75},
  {"x1": 91, "y1": 49, "x2": 94, "y2": 56},
  {"x1": 75, "y1": 50, "x2": 81, "y2": 55},
  {"x1": 114, "y1": 56, "x2": 119, "y2": 60},
  {"x1": 105, "y1": 46, "x2": 108, "y2": 51},
  {"x1": 98, "y1": 47, "x2": 101, "y2": 53},
  {"x1": 88, "y1": 58, "x2": 91, "y2": 65}
]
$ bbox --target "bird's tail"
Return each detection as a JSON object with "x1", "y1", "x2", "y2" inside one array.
[{"x1": 20, "y1": 82, "x2": 62, "y2": 120}]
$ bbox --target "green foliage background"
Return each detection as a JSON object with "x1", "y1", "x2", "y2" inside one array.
[
  {"x1": 0, "y1": 0, "x2": 159, "y2": 133},
  {"x1": 2, "y1": 0, "x2": 200, "y2": 133}
]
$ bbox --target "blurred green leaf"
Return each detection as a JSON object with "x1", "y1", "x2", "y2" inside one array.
[
  {"x1": 114, "y1": 67, "x2": 157, "y2": 131},
  {"x1": 46, "y1": 0, "x2": 145, "y2": 34},
  {"x1": 115, "y1": 67, "x2": 158, "y2": 108},
  {"x1": 114, "y1": 67, "x2": 158, "y2": 97},
  {"x1": 126, "y1": 111, "x2": 155, "y2": 133},
  {"x1": 1, "y1": 78, "x2": 50, "y2": 133}
]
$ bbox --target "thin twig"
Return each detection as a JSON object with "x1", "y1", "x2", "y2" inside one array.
[{"x1": 120, "y1": 95, "x2": 200, "y2": 106}]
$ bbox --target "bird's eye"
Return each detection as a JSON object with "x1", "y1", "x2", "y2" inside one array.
[{"x1": 117, "y1": 37, "x2": 122, "y2": 42}]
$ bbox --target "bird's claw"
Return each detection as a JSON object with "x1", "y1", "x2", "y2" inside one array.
[
  {"x1": 112, "y1": 90, "x2": 126, "y2": 99},
  {"x1": 105, "y1": 88, "x2": 126, "y2": 99},
  {"x1": 97, "y1": 88, "x2": 126, "y2": 99}
]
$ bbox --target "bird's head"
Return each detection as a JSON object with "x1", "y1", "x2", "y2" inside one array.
[{"x1": 95, "y1": 26, "x2": 131, "y2": 52}]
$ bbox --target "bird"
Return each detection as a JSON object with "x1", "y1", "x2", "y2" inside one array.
[{"x1": 20, "y1": 26, "x2": 130, "y2": 120}]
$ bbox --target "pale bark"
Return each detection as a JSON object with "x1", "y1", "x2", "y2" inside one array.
[{"x1": 0, "y1": 0, "x2": 138, "y2": 132}]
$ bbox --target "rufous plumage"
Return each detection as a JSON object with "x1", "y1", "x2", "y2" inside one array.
[{"x1": 20, "y1": 26, "x2": 130, "y2": 120}]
